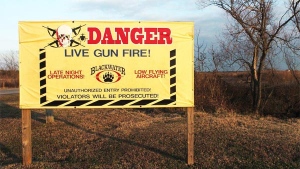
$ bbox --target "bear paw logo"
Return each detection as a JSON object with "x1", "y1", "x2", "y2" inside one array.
[
  {"x1": 95, "y1": 70, "x2": 122, "y2": 84},
  {"x1": 103, "y1": 72, "x2": 114, "y2": 82}
]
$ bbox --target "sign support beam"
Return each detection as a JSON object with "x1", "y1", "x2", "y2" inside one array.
[
  {"x1": 22, "y1": 109, "x2": 32, "y2": 166},
  {"x1": 187, "y1": 107, "x2": 194, "y2": 165},
  {"x1": 46, "y1": 109, "x2": 54, "y2": 123}
]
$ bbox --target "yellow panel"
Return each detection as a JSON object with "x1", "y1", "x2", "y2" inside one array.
[{"x1": 19, "y1": 21, "x2": 194, "y2": 108}]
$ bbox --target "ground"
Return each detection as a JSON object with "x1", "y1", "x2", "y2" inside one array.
[{"x1": 1, "y1": 94, "x2": 300, "y2": 168}]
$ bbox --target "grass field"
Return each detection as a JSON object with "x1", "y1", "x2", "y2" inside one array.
[{"x1": 1, "y1": 94, "x2": 300, "y2": 168}]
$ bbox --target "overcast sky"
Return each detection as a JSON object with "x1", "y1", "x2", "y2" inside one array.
[{"x1": 0, "y1": 0, "x2": 225, "y2": 53}]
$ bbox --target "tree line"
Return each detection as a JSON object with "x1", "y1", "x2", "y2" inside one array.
[{"x1": 0, "y1": 51, "x2": 19, "y2": 88}]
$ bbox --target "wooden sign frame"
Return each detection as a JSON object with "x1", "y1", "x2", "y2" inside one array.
[{"x1": 20, "y1": 21, "x2": 195, "y2": 166}]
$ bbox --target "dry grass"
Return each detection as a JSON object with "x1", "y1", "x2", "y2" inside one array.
[
  {"x1": 195, "y1": 71, "x2": 300, "y2": 116},
  {"x1": 1, "y1": 94, "x2": 300, "y2": 168}
]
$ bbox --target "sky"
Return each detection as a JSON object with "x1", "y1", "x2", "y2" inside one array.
[{"x1": 0, "y1": 0, "x2": 225, "y2": 53}]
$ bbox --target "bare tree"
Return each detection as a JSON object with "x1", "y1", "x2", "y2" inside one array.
[
  {"x1": 194, "y1": 29, "x2": 231, "y2": 72},
  {"x1": 287, "y1": 0, "x2": 300, "y2": 78},
  {"x1": 283, "y1": 48, "x2": 300, "y2": 84},
  {"x1": 1, "y1": 51, "x2": 19, "y2": 71},
  {"x1": 0, "y1": 51, "x2": 19, "y2": 88},
  {"x1": 218, "y1": 28, "x2": 254, "y2": 71},
  {"x1": 198, "y1": 0, "x2": 300, "y2": 114},
  {"x1": 209, "y1": 45, "x2": 227, "y2": 72},
  {"x1": 194, "y1": 29, "x2": 208, "y2": 72}
]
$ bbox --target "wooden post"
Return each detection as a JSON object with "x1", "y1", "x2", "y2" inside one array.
[
  {"x1": 187, "y1": 107, "x2": 194, "y2": 165},
  {"x1": 22, "y1": 109, "x2": 32, "y2": 165},
  {"x1": 46, "y1": 109, "x2": 54, "y2": 123}
]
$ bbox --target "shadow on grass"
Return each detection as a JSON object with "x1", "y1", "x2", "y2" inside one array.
[
  {"x1": 0, "y1": 98, "x2": 186, "y2": 165},
  {"x1": 0, "y1": 92, "x2": 186, "y2": 163},
  {"x1": 0, "y1": 100, "x2": 46, "y2": 165},
  {"x1": 0, "y1": 100, "x2": 46, "y2": 124},
  {"x1": 0, "y1": 143, "x2": 21, "y2": 166},
  {"x1": 53, "y1": 115, "x2": 186, "y2": 162},
  {"x1": 0, "y1": 101, "x2": 21, "y2": 119}
]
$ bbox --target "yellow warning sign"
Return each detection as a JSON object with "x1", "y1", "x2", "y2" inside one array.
[{"x1": 19, "y1": 21, "x2": 194, "y2": 108}]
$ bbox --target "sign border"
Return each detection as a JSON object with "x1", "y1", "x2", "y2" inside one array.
[{"x1": 39, "y1": 49, "x2": 177, "y2": 108}]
